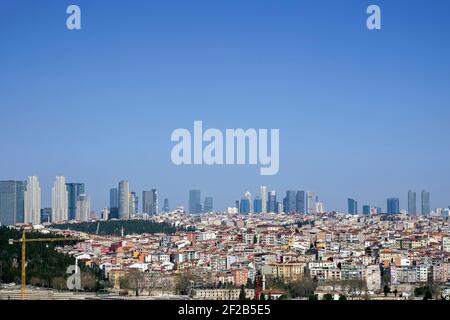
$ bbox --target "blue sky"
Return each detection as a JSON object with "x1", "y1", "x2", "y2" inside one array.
[{"x1": 1, "y1": 0, "x2": 450, "y2": 213}]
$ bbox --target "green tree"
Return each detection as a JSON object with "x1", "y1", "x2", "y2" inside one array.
[
  {"x1": 383, "y1": 284, "x2": 391, "y2": 297},
  {"x1": 239, "y1": 285, "x2": 247, "y2": 300},
  {"x1": 323, "y1": 293, "x2": 334, "y2": 301}
]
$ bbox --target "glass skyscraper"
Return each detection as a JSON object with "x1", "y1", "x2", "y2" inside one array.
[
  {"x1": 0, "y1": 180, "x2": 25, "y2": 225},
  {"x1": 143, "y1": 189, "x2": 158, "y2": 215},
  {"x1": 387, "y1": 198, "x2": 400, "y2": 214},
  {"x1": 163, "y1": 198, "x2": 170, "y2": 212},
  {"x1": 408, "y1": 190, "x2": 416, "y2": 216},
  {"x1": 239, "y1": 198, "x2": 251, "y2": 214},
  {"x1": 203, "y1": 197, "x2": 213, "y2": 213},
  {"x1": 66, "y1": 183, "x2": 85, "y2": 221},
  {"x1": 362, "y1": 205, "x2": 371, "y2": 215},
  {"x1": 253, "y1": 197, "x2": 262, "y2": 213},
  {"x1": 189, "y1": 190, "x2": 202, "y2": 214},
  {"x1": 285, "y1": 191, "x2": 297, "y2": 213},
  {"x1": 348, "y1": 198, "x2": 358, "y2": 215},
  {"x1": 421, "y1": 190, "x2": 430, "y2": 216},
  {"x1": 109, "y1": 188, "x2": 119, "y2": 219},
  {"x1": 296, "y1": 191, "x2": 305, "y2": 214},
  {"x1": 268, "y1": 191, "x2": 277, "y2": 213}
]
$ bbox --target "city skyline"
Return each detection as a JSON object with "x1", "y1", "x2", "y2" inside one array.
[
  {"x1": 1, "y1": 1, "x2": 450, "y2": 214},
  {"x1": 1, "y1": 174, "x2": 447, "y2": 225}
]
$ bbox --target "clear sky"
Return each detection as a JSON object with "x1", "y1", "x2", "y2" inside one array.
[{"x1": 1, "y1": 0, "x2": 450, "y2": 213}]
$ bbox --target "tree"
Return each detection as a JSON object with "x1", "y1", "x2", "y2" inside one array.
[
  {"x1": 323, "y1": 293, "x2": 334, "y2": 301},
  {"x1": 339, "y1": 295, "x2": 347, "y2": 301},
  {"x1": 239, "y1": 285, "x2": 247, "y2": 300},
  {"x1": 383, "y1": 284, "x2": 391, "y2": 297},
  {"x1": 121, "y1": 270, "x2": 146, "y2": 296}
]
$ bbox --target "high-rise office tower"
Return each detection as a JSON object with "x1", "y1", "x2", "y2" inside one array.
[
  {"x1": 163, "y1": 198, "x2": 170, "y2": 212},
  {"x1": 0, "y1": 180, "x2": 26, "y2": 225},
  {"x1": 189, "y1": 190, "x2": 202, "y2": 214},
  {"x1": 143, "y1": 189, "x2": 159, "y2": 215},
  {"x1": 118, "y1": 180, "x2": 130, "y2": 219},
  {"x1": 150, "y1": 189, "x2": 158, "y2": 215},
  {"x1": 244, "y1": 192, "x2": 252, "y2": 212},
  {"x1": 421, "y1": 190, "x2": 430, "y2": 216},
  {"x1": 253, "y1": 197, "x2": 262, "y2": 213},
  {"x1": 52, "y1": 176, "x2": 69, "y2": 222},
  {"x1": 24, "y1": 176, "x2": 41, "y2": 225},
  {"x1": 285, "y1": 191, "x2": 297, "y2": 213},
  {"x1": 76, "y1": 194, "x2": 90, "y2": 222},
  {"x1": 306, "y1": 191, "x2": 316, "y2": 214},
  {"x1": 347, "y1": 198, "x2": 358, "y2": 215},
  {"x1": 362, "y1": 205, "x2": 371, "y2": 215},
  {"x1": 204, "y1": 197, "x2": 213, "y2": 213},
  {"x1": 296, "y1": 191, "x2": 305, "y2": 213},
  {"x1": 408, "y1": 190, "x2": 417, "y2": 216},
  {"x1": 268, "y1": 191, "x2": 277, "y2": 213},
  {"x1": 387, "y1": 198, "x2": 400, "y2": 214},
  {"x1": 240, "y1": 197, "x2": 251, "y2": 214},
  {"x1": 66, "y1": 183, "x2": 85, "y2": 220},
  {"x1": 109, "y1": 188, "x2": 119, "y2": 219},
  {"x1": 260, "y1": 186, "x2": 268, "y2": 214},
  {"x1": 129, "y1": 192, "x2": 137, "y2": 215}
]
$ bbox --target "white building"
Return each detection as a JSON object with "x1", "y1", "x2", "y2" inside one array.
[
  {"x1": 118, "y1": 180, "x2": 130, "y2": 219},
  {"x1": 442, "y1": 236, "x2": 450, "y2": 253},
  {"x1": 76, "y1": 194, "x2": 90, "y2": 221},
  {"x1": 261, "y1": 186, "x2": 267, "y2": 214},
  {"x1": 365, "y1": 265, "x2": 381, "y2": 292},
  {"x1": 52, "y1": 175, "x2": 68, "y2": 222},
  {"x1": 24, "y1": 176, "x2": 41, "y2": 225}
]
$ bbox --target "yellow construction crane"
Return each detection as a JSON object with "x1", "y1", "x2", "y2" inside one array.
[{"x1": 8, "y1": 230, "x2": 78, "y2": 300}]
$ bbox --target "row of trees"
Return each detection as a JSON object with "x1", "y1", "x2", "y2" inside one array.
[{"x1": 52, "y1": 220, "x2": 178, "y2": 236}]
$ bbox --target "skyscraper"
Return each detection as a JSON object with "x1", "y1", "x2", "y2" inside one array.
[
  {"x1": 387, "y1": 198, "x2": 400, "y2": 214},
  {"x1": 204, "y1": 197, "x2": 213, "y2": 213},
  {"x1": 24, "y1": 176, "x2": 41, "y2": 225},
  {"x1": 306, "y1": 191, "x2": 316, "y2": 214},
  {"x1": 66, "y1": 183, "x2": 85, "y2": 220},
  {"x1": 253, "y1": 197, "x2": 262, "y2": 213},
  {"x1": 189, "y1": 190, "x2": 202, "y2": 214},
  {"x1": 362, "y1": 205, "x2": 371, "y2": 215},
  {"x1": 0, "y1": 180, "x2": 25, "y2": 225},
  {"x1": 260, "y1": 186, "x2": 268, "y2": 214},
  {"x1": 285, "y1": 191, "x2": 297, "y2": 213},
  {"x1": 348, "y1": 198, "x2": 358, "y2": 215},
  {"x1": 408, "y1": 190, "x2": 417, "y2": 216},
  {"x1": 118, "y1": 180, "x2": 130, "y2": 219},
  {"x1": 163, "y1": 198, "x2": 170, "y2": 212},
  {"x1": 109, "y1": 188, "x2": 119, "y2": 219},
  {"x1": 296, "y1": 191, "x2": 305, "y2": 213},
  {"x1": 52, "y1": 176, "x2": 69, "y2": 222},
  {"x1": 129, "y1": 192, "x2": 137, "y2": 215},
  {"x1": 76, "y1": 194, "x2": 90, "y2": 222},
  {"x1": 143, "y1": 189, "x2": 159, "y2": 215},
  {"x1": 240, "y1": 197, "x2": 251, "y2": 214},
  {"x1": 421, "y1": 190, "x2": 430, "y2": 216},
  {"x1": 268, "y1": 191, "x2": 277, "y2": 213}
]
